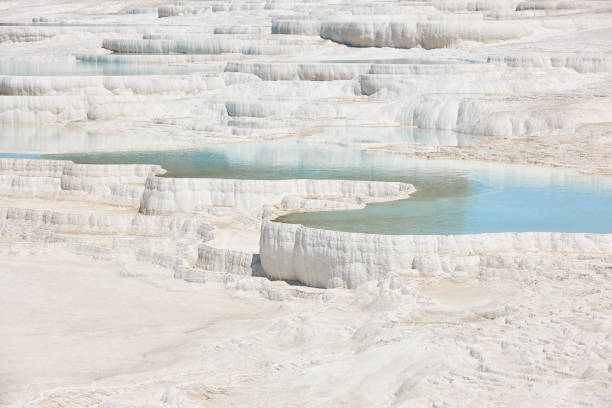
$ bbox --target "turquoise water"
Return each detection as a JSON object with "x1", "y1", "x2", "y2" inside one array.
[
  {"x1": 0, "y1": 152, "x2": 38, "y2": 159},
  {"x1": 42, "y1": 129, "x2": 612, "y2": 235},
  {"x1": 0, "y1": 60, "x2": 206, "y2": 76}
]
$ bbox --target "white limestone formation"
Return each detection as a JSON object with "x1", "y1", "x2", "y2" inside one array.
[
  {"x1": 315, "y1": 18, "x2": 587, "y2": 49},
  {"x1": 0, "y1": 27, "x2": 58, "y2": 43},
  {"x1": 101, "y1": 38, "x2": 321, "y2": 55},
  {"x1": 0, "y1": 96, "x2": 89, "y2": 124},
  {"x1": 259, "y1": 221, "x2": 612, "y2": 288},
  {"x1": 140, "y1": 176, "x2": 414, "y2": 215},
  {"x1": 1, "y1": 0, "x2": 611, "y2": 407},
  {"x1": 0, "y1": 158, "x2": 163, "y2": 205},
  {"x1": 0, "y1": 74, "x2": 226, "y2": 96},
  {"x1": 0, "y1": 206, "x2": 215, "y2": 239},
  {"x1": 487, "y1": 53, "x2": 612, "y2": 73},
  {"x1": 158, "y1": 5, "x2": 213, "y2": 18},
  {"x1": 271, "y1": 20, "x2": 323, "y2": 35},
  {"x1": 75, "y1": 53, "x2": 231, "y2": 65},
  {"x1": 196, "y1": 243, "x2": 262, "y2": 276},
  {"x1": 225, "y1": 61, "x2": 371, "y2": 81}
]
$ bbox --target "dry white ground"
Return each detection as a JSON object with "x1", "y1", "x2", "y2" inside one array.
[{"x1": 2, "y1": 247, "x2": 610, "y2": 407}]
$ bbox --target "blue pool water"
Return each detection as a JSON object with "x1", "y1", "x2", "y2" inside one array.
[
  {"x1": 41, "y1": 129, "x2": 612, "y2": 235},
  {"x1": 0, "y1": 60, "x2": 206, "y2": 76}
]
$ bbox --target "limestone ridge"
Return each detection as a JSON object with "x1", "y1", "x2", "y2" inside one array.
[{"x1": 0, "y1": 158, "x2": 418, "y2": 288}]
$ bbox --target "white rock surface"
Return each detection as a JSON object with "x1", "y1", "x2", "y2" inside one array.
[
  {"x1": 0, "y1": 74, "x2": 225, "y2": 96},
  {"x1": 259, "y1": 221, "x2": 612, "y2": 288},
  {"x1": 0, "y1": 0, "x2": 611, "y2": 407},
  {"x1": 140, "y1": 176, "x2": 414, "y2": 215}
]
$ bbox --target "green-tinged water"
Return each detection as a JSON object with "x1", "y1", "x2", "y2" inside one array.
[{"x1": 39, "y1": 128, "x2": 612, "y2": 235}]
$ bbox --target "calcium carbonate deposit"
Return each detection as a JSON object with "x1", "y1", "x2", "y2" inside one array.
[{"x1": 0, "y1": 1, "x2": 611, "y2": 407}]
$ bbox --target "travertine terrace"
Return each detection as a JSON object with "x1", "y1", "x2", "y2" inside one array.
[{"x1": 0, "y1": 1, "x2": 611, "y2": 407}]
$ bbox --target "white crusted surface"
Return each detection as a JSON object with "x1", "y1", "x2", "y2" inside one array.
[
  {"x1": 2, "y1": 239, "x2": 611, "y2": 407},
  {"x1": 259, "y1": 221, "x2": 612, "y2": 288},
  {"x1": 0, "y1": 74, "x2": 225, "y2": 95},
  {"x1": 1, "y1": 0, "x2": 611, "y2": 407},
  {"x1": 140, "y1": 176, "x2": 414, "y2": 215}
]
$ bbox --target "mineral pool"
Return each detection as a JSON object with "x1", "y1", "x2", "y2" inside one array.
[{"x1": 41, "y1": 128, "x2": 612, "y2": 235}]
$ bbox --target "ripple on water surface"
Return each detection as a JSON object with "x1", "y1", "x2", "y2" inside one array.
[{"x1": 41, "y1": 128, "x2": 612, "y2": 235}]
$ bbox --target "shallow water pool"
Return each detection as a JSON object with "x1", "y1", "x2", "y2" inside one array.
[{"x1": 43, "y1": 129, "x2": 612, "y2": 235}]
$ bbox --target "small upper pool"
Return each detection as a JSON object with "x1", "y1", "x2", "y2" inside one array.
[
  {"x1": 42, "y1": 128, "x2": 612, "y2": 235},
  {"x1": 0, "y1": 60, "x2": 207, "y2": 76}
]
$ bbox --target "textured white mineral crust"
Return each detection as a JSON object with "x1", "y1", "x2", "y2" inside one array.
[
  {"x1": 0, "y1": 74, "x2": 226, "y2": 95},
  {"x1": 140, "y1": 177, "x2": 414, "y2": 215},
  {"x1": 1, "y1": 0, "x2": 611, "y2": 407},
  {"x1": 259, "y1": 221, "x2": 612, "y2": 288}
]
